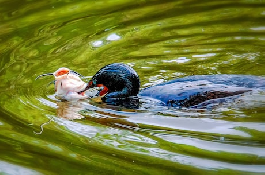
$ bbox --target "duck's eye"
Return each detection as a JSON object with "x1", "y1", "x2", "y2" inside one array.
[{"x1": 56, "y1": 69, "x2": 69, "y2": 76}]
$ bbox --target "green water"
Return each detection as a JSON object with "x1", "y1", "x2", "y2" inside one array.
[{"x1": 1, "y1": 0, "x2": 265, "y2": 174}]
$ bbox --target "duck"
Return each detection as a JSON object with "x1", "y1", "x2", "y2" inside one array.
[{"x1": 36, "y1": 63, "x2": 265, "y2": 108}]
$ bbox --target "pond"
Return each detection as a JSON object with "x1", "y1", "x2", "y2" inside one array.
[{"x1": 0, "y1": 0, "x2": 265, "y2": 174}]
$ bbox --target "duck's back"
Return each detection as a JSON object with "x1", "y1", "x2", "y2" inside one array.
[{"x1": 139, "y1": 75, "x2": 265, "y2": 107}]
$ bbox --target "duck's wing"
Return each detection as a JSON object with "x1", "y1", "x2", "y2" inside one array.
[{"x1": 139, "y1": 78, "x2": 253, "y2": 107}]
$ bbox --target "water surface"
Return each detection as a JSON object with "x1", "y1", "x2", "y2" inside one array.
[{"x1": 1, "y1": 0, "x2": 265, "y2": 174}]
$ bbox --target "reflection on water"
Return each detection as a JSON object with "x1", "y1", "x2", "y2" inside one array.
[{"x1": 0, "y1": 0, "x2": 265, "y2": 174}]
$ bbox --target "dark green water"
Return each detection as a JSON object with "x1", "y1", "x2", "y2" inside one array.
[{"x1": 1, "y1": 0, "x2": 265, "y2": 174}]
